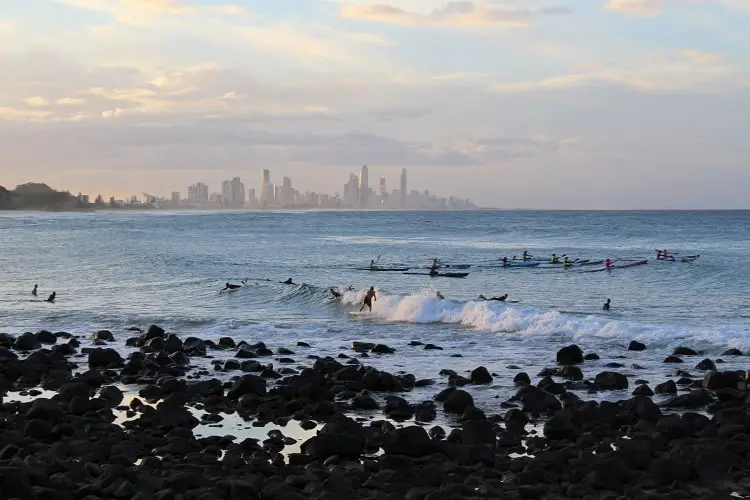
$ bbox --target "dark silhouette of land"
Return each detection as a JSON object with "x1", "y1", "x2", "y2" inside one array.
[{"x1": 0, "y1": 183, "x2": 93, "y2": 211}]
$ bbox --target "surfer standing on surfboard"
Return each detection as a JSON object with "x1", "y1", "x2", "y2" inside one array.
[{"x1": 360, "y1": 286, "x2": 377, "y2": 312}]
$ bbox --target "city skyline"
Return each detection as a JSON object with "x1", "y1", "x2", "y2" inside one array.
[
  {"x1": 179, "y1": 166, "x2": 476, "y2": 210},
  {"x1": 1, "y1": 1, "x2": 749, "y2": 208}
]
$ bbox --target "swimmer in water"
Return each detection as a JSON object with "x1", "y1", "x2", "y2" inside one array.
[
  {"x1": 436, "y1": 291, "x2": 445, "y2": 300},
  {"x1": 281, "y1": 278, "x2": 295, "y2": 285},
  {"x1": 46, "y1": 291, "x2": 56, "y2": 303},
  {"x1": 32, "y1": 284, "x2": 38, "y2": 296},
  {"x1": 603, "y1": 298, "x2": 611, "y2": 311}
]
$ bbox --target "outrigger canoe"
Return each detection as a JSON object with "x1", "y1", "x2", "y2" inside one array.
[
  {"x1": 584, "y1": 260, "x2": 648, "y2": 273},
  {"x1": 403, "y1": 272, "x2": 470, "y2": 278},
  {"x1": 479, "y1": 262, "x2": 540, "y2": 268},
  {"x1": 356, "y1": 267, "x2": 410, "y2": 272}
]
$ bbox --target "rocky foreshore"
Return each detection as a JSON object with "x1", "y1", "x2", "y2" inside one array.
[{"x1": 1, "y1": 325, "x2": 749, "y2": 500}]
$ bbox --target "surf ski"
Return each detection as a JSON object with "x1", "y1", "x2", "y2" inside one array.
[{"x1": 403, "y1": 272, "x2": 470, "y2": 278}]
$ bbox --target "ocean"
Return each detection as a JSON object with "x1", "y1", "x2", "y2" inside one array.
[{"x1": 2, "y1": 210, "x2": 749, "y2": 413}]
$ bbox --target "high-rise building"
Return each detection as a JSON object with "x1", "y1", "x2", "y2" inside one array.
[
  {"x1": 231, "y1": 177, "x2": 245, "y2": 208},
  {"x1": 171, "y1": 191, "x2": 180, "y2": 203},
  {"x1": 400, "y1": 168, "x2": 407, "y2": 208},
  {"x1": 379, "y1": 177, "x2": 387, "y2": 198},
  {"x1": 221, "y1": 180, "x2": 232, "y2": 207},
  {"x1": 188, "y1": 182, "x2": 209, "y2": 206},
  {"x1": 359, "y1": 165, "x2": 369, "y2": 208},
  {"x1": 248, "y1": 188, "x2": 256, "y2": 207},
  {"x1": 347, "y1": 173, "x2": 359, "y2": 207},
  {"x1": 261, "y1": 169, "x2": 271, "y2": 205},
  {"x1": 274, "y1": 185, "x2": 283, "y2": 205},
  {"x1": 282, "y1": 177, "x2": 292, "y2": 206}
]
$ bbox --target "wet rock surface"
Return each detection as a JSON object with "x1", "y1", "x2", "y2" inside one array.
[{"x1": 1, "y1": 326, "x2": 749, "y2": 499}]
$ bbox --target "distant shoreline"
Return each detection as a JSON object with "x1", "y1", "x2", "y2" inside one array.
[{"x1": 2, "y1": 207, "x2": 749, "y2": 213}]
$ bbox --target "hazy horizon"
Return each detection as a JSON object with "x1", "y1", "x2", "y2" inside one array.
[{"x1": 2, "y1": 0, "x2": 749, "y2": 209}]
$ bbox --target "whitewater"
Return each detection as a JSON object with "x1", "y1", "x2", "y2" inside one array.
[{"x1": 1, "y1": 209, "x2": 749, "y2": 410}]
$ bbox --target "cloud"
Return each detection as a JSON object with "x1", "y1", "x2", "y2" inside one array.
[
  {"x1": 24, "y1": 96, "x2": 51, "y2": 107},
  {"x1": 492, "y1": 50, "x2": 747, "y2": 93},
  {"x1": 604, "y1": 0, "x2": 750, "y2": 17},
  {"x1": 56, "y1": 97, "x2": 86, "y2": 106},
  {"x1": 339, "y1": 1, "x2": 571, "y2": 27},
  {"x1": 53, "y1": 0, "x2": 250, "y2": 24}
]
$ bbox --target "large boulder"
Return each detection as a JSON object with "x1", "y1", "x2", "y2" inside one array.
[
  {"x1": 443, "y1": 390, "x2": 474, "y2": 414},
  {"x1": 142, "y1": 325, "x2": 166, "y2": 341},
  {"x1": 88, "y1": 348, "x2": 123, "y2": 367},
  {"x1": 628, "y1": 340, "x2": 646, "y2": 351},
  {"x1": 556, "y1": 345, "x2": 583, "y2": 365},
  {"x1": 383, "y1": 426, "x2": 434, "y2": 457},
  {"x1": 695, "y1": 358, "x2": 716, "y2": 371},
  {"x1": 673, "y1": 346, "x2": 698, "y2": 356},
  {"x1": 302, "y1": 433, "x2": 362, "y2": 460},
  {"x1": 594, "y1": 371, "x2": 629, "y2": 390},
  {"x1": 703, "y1": 370, "x2": 744, "y2": 390},
  {"x1": 13, "y1": 332, "x2": 41, "y2": 351},
  {"x1": 516, "y1": 385, "x2": 561, "y2": 414},
  {"x1": 461, "y1": 419, "x2": 496, "y2": 446},
  {"x1": 227, "y1": 374, "x2": 267, "y2": 399},
  {"x1": 470, "y1": 366, "x2": 493, "y2": 385},
  {"x1": 92, "y1": 330, "x2": 114, "y2": 342}
]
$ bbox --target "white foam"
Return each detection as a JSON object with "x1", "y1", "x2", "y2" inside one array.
[{"x1": 337, "y1": 289, "x2": 750, "y2": 349}]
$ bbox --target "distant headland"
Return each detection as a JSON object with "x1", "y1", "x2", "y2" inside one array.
[{"x1": 0, "y1": 183, "x2": 95, "y2": 212}]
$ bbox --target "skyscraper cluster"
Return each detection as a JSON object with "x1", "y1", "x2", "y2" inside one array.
[{"x1": 175, "y1": 166, "x2": 475, "y2": 210}]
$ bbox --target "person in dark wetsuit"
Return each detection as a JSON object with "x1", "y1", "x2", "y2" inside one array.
[
  {"x1": 32, "y1": 284, "x2": 38, "y2": 296},
  {"x1": 282, "y1": 278, "x2": 295, "y2": 285},
  {"x1": 330, "y1": 287, "x2": 342, "y2": 298},
  {"x1": 478, "y1": 294, "x2": 508, "y2": 302},
  {"x1": 360, "y1": 286, "x2": 376, "y2": 312},
  {"x1": 603, "y1": 298, "x2": 611, "y2": 311},
  {"x1": 46, "y1": 291, "x2": 56, "y2": 303},
  {"x1": 221, "y1": 282, "x2": 242, "y2": 291},
  {"x1": 436, "y1": 291, "x2": 445, "y2": 300},
  {"x1": 523, "y1": 251, "x2": 532, "y2": 261}
]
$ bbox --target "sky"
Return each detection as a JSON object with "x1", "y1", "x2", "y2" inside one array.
[{"x1": 1, "y1": 0, "x2": 749, "y2": 209}]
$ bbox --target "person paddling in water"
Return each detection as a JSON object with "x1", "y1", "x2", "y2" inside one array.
[
  {"x1": 32, "y1": 284, "x2": 38, "y2": 296},
  {"x1": 221, "y1": 282, "x2": 242, "y2": 291},
  {"x1": 603, "y1": 298, "x2": 611, "y2": 311},
  {"x1": 436, "y1": 291, "x2": 445, "y2": 300},
  {"x1": 281, "y1": 278, "x2": 295, "y2": 285},
  {"x1": 330, "y1": 287, "x2": 342, "y2": 298},
  {"x1": 605, "y1": 259, "x2": 613, "y2": 270},
  {"x1": 478, "y1": 294, "x2": 508, "y2": 302},
  {"x1": 429, "y1": 258, "x2": 440, "y2": 276},
  {"x1": 360, "y1": 286, "x2": 377, "y2": 312},
  {"x1": 46, "y1": 291, "x2": 56, "y2": 303},
  {"x1": 522, "y1": 250, "x2": 533, "y2": 261}
]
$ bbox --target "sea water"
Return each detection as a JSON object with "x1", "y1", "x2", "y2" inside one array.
[{"x1": 1, "y1": 210, "x2": 749, "y2": 413}]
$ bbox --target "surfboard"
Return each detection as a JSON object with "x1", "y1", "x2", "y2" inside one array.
[{"x1": 348, "y1": 311, "x2": 374, "y2": 318}]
